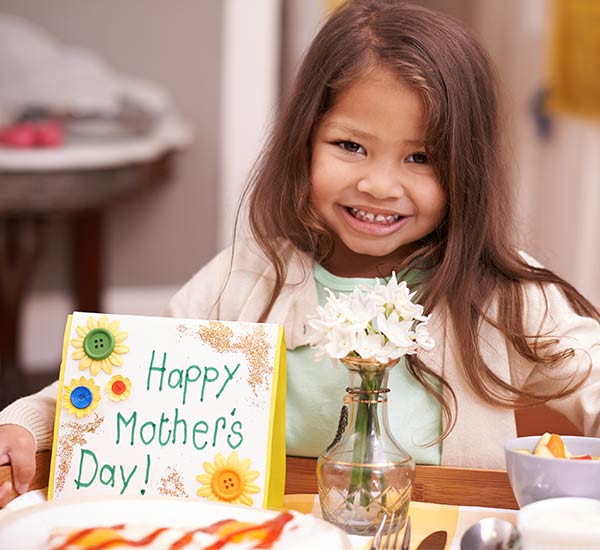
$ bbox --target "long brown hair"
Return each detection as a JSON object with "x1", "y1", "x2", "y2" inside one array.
[{"x1": 240, "y1": 0, "x2": 599, "y2": 437}]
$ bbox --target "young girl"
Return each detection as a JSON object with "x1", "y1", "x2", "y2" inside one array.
[{"x1": 1, "y1": 0, "x2": 599, "y2": 506}]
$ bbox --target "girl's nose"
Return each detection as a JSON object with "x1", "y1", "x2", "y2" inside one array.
[{"x1": 356, "y1": 163, "x2": 405, "y2": 199}]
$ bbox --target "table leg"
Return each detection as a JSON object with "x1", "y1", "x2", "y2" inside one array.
[
  {"x1": 71, "y1": 210, "x2": 102, "y2": 313},
  {"x1": 0, "y1": 216, "x2": 43, "y2": 408}
]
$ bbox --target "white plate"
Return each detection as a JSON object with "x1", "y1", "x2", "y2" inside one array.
[{"x1": 0, "y1": 496, "x2": 351, "y2": 550}]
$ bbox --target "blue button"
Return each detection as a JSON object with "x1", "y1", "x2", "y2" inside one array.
[{"x1": 70, "y1": 386, "x2": 93, "y2": 409}]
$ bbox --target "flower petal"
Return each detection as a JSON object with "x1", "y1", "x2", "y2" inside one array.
[
  {"x1": 244, "y1": 483, "x2": 261, "y2": 494},
  {"x1": 203, "y1": 462, "x2": 216, "y2": 475},
  {"x1": 101, "y1": 360, "x2": 113, "y2": 374},
  {"x1": 108, "y1": 353, "x2": 123, "y2": 366},
  {"x1": 196, "y1": 487, "x2": 213, "y2": 497},
  {"x1": 214, "y1": 454, "x2": 225, "y2": 468},
  {"x1": 238, "y1": 458, "x2": 251, "y2": 472},
  {"x1": 227, "y1": 452, "x2": 239, "y2": 467},
  {"x1": 243, "y1": 471, "x2": 260, "y2": 483},
  {"x1": 238, "y1": 494, "x2": 253, "y2": 506}
]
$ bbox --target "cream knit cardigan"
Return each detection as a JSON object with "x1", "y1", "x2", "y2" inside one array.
[{"x1": 2, "y1": 241, "x2": 599, "y2": 469}]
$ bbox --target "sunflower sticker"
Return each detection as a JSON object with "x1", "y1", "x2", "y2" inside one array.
[
  {"x1": 71, "y1": 315, "x2": 129, "y2": 376},
  {"x1": 63, "y1": 376, "x2": 101, "y2": 418},
  {"x1": 106, "y1": 375, "x2": 132, "y2": 402},
  {"x1": 196, "y1": 452, "x2": 260, "y2": 506}
]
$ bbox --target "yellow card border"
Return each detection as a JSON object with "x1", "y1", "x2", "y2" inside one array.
[
  {"x1": 47, "y1": 314, "x2": 73, "y2": 500},
  {"x1": 262, "y1": 326, "x2": 286, "y2": 509}
]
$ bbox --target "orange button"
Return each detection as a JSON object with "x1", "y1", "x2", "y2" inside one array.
[
  {"x1": 211, "y1": 469, "x2": 243, "y2": 501},
  {"x1": 111, "y1": 380, "x2": 126, "y2": 395}
]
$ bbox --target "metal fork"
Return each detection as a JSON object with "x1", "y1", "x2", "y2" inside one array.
[{"x1": 370, "y1": 512, "x2": 411, "y2": 550}]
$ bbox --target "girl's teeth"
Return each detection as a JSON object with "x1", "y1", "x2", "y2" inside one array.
[{"x1": 349, "y1": 208, "x2": 401, "y2": 224}]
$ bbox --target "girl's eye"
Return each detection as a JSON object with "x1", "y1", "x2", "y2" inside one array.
[
  {"x1": 406, "y1": 152, "x2": 429, "y2": 164},
  {"x1": 334, "y1": 140, "x2": 365, "y2": 154}
]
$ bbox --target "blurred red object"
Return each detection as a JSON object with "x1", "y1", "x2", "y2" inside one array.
[
  {"x1": 36, "y1": 120, "x2": 64, "y2": 147},
  {"x1": 0, "y1": 120, "x2": 64, "y2": 148}
]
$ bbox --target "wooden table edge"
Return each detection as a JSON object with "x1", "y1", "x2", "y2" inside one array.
[{"x1": 0, "y1": 451, "x2": 518, "y2": 510}]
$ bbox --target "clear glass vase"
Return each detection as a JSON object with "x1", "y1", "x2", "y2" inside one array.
[{"x1": 316, "y1": 356, "x2": 415, "y2": 536}]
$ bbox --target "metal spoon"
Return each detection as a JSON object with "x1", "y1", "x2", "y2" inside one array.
[{"x1": 460, "y1": 517, "x2": 521, "y2": 550}]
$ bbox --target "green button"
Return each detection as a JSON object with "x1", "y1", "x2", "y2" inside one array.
[{"x1": 83, "y1": 328, "x2": 115, "y2": 360}]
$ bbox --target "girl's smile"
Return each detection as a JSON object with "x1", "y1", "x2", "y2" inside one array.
[
  {"x1": 310, "y1": 66, "x2": 447, "y2": 277},
  {"x1": 341, "y1": 205, "x2": 410, "y2": 235}
]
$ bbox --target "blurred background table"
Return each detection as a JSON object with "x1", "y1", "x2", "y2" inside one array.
[{"x1": 0, "y1": 116, "x2": 190, "y2": 408}]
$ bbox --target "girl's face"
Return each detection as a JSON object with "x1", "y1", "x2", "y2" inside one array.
[{"x1": 310, "y1": 67, "x2": 446, "y2": 277}]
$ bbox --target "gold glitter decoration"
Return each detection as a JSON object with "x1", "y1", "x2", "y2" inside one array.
[
  {"x1": 176, "y1": 324, "x2": 190, "y2": 339},
  {"x1": 234, "y1": 326, "x2": 271, "y2": 399},
  {"x1": 54, "y1": 413, "x2": 104, "y2": 495},
  {"x1": 157, "y1": 466, "x2": 189, "y2": 498},
  {"x1": 196, "y1": 322, "x2": 273, "y2": 401},
  {"x1": 197, "y1": 321, "x2": 235, "y2": 353}
]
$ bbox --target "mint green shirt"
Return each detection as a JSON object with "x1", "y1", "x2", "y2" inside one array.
[{"x1": 286, "y1": 263, "x2": 442, "y2": 464}]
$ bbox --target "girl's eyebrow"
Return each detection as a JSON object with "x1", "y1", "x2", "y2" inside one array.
[
  {"x1": 322, "y1": 121, "x2": 424, "y2": 146},
  {"x1": 322, "y1": 121, "x2": 375, "y2": 141}
]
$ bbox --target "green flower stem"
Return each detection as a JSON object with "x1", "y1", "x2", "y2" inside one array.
[{"x1": 348, "y1": 370, "x2": 384, "y2": 507}]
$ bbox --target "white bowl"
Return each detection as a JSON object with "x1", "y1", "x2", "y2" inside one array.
[
  {"x1": 504, "y1": 435, "x2": 600, "y2": 507},
  {"x1": 518, "y1": 497, "x2": 600, "y2": 550}
]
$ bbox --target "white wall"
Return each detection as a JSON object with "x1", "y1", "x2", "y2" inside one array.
[
  {"x1": 475, "y1": 0, "x2": 600, "y2": 305},
  {"x1": 218, "y1": 0, "x2": 281, "y2": 247}
]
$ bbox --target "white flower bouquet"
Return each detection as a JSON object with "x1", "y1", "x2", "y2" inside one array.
[{"x1": 306, "y1": 274, "x2": 434, "y2": 363}]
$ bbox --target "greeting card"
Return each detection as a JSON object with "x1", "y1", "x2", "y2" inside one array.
[{"x1": 48, "y1": 312, "x2": 286, "y2": 509}]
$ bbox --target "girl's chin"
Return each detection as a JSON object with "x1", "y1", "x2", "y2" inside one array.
[
  {"x1": 337, "y1": 233, "x2": 415, "y2": 260},
  {"x1": 345, "y1": 246, "x2": 405, "y2": 260},
  {"x1": 327, "y1": 240, "x2": 416, "y2": 274}
]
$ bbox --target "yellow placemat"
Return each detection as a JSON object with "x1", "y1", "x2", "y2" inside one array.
[
  {"x1": 283, "y1": 493, "x2": 319, "y2": 515},
  {"x1": 283, "y1": 494, "x2": 516, "y2": 550},
  {"x1": 408, "y1": 501, "x2": 459, "y2": 548}
]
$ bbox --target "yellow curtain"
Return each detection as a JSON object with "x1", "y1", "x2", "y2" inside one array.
[
  {"x1": 325, "y1": 0, "x2": 347, "y2": 11},
  {"x1": 549, "y1": 0, "x2": 600, "y2": 119}
]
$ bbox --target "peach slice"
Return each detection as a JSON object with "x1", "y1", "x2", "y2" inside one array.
[
  {"x1": 533, "y1": 433, "x2": 554, "y2": 457},
  {"x1": 533, "y1": 432, "x2": 568, "y2": 458},
  {"x1": 546, "y1": 434, "x2": 566, "y2": 458}
]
